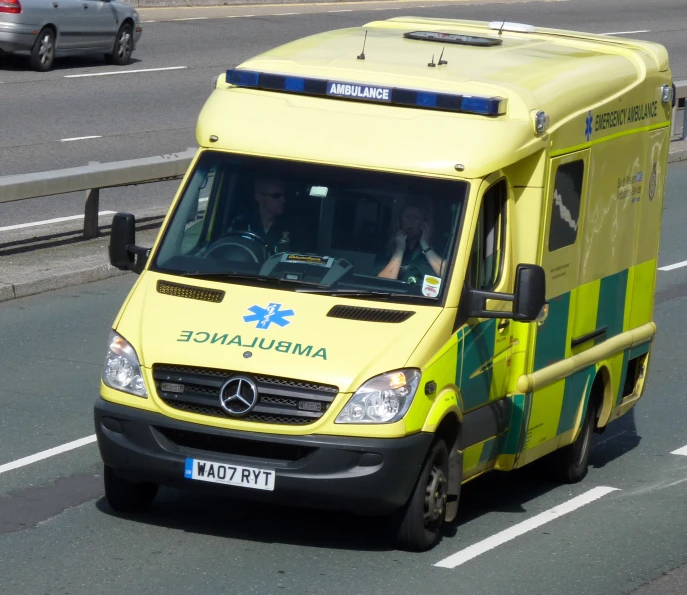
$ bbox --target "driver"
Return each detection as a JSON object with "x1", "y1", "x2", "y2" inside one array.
[
  {"x1": 376, "y1": 199, "x2": 445, "y2": 282},
  {"x1": 231, "y1": 176, "x2": 294, "y2": 253}
]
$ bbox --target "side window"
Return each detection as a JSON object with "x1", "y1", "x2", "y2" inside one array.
[
  {"x1": 179, "y1": 167, "x2": 219, "y2": 254},
  {"x1": 548, "y1": 160, "x2": 583, "y2": 252},
  {"x1": 467, "y1": 180, "x2": 507, "y2": 291}
]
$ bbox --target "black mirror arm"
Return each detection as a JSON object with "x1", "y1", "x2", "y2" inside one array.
[
  {"x1": 127, "y1": 245, "x2": 150, "y2": 274},
  {"x1": 467, "y1": 287, "x2": 515, "y2": 319}
]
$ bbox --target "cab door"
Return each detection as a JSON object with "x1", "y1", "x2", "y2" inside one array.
[
  {"x1": 459, "y1": 177, "x2": 514, "y2": 413},
  {"x1": 51, "y1": 0, "x2": 83, "y2": 51}
]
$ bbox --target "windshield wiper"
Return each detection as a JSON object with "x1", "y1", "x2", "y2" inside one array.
[
  {"x1": 180, "y1": 272, "x2": 327, "y2": 288},
  {"x1": 295, "y1": 288, "x2": 417, "y2": 298}
]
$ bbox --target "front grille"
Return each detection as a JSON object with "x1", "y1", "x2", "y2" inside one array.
[
  {"x1": 156, "y1": 280, "x2": 225, "y2": 303},
  {"x1": 153, "y1": 364, "x2": 338, "y2": 426},
  {"x1": 156, "y1": 427, "x2": 315, "y2": 461}
]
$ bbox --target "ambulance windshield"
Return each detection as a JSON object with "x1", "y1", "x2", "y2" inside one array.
[{"x1": 152, "y1": 151, "x2": 468, "y2": 303}]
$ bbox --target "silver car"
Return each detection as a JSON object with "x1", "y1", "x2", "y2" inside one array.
[{"x1": 0, "y1": 0, "x2": 142, "y2": 71}]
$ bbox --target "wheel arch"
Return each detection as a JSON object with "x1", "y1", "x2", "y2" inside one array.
[{"x1": 593, "y1": 364, "x2": 613, "y2": 430}]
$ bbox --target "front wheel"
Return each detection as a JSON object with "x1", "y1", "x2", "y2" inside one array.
[
  {"x1": 30, "y1": 28, "x2": 56, "y2": 72},
  {"x1": 395, "y1": 439, "x2": 449, "y2": 552},
  {"x1": 104, "y1": 465, "x2": 158, "y2": 513},
  {"x1": 106, "y1": 24, "x2": 133, "y2": 66}
]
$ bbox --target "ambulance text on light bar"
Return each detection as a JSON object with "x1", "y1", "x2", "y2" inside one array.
[{"x1": 225, "y1": 69, "x2": 507, "y2": 117}]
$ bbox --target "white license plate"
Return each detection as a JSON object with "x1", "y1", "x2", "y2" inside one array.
[{"x1": 184, "y1": 458, "x2": 275, "y2": 491}]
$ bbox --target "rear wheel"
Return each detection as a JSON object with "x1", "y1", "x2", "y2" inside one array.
[
  {"x1": 104, "y1": 465, "x2": 158, "y2": 513},
  {"x1": 546, "y1": 398, "x2": 597, "y2": 483},
  {"x1": 395, "y1": 439, "x2": 449, "y2": 551},
  {"x1": 106, "y1": 23, "x2": 133, "y2": 65},
  {"x1": 30, "y1": 28, "x2": 55, "y2": 72}
]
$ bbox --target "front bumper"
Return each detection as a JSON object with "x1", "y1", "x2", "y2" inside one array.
[{"x1": 94, "y1": 398, "x2": 432, "y2": 515}]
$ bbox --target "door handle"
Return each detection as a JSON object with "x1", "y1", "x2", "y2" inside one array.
[
  {"x1": 83, "y1": 3, "x2": 88, "y2": 7},
  {"x1": 53, "y1": 2, "x2": 58, "y2": 6}
]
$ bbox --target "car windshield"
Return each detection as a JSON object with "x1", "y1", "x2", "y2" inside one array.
[{"x1": 152, "y1": 151, "x2": 469, "y2": 303}]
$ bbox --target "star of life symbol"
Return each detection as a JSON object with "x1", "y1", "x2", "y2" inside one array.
[
  {"x1": 243, "y1": 303, "x2": 295, "y2": 329},
  {"x1": 585, "y1": 111, "x2": 593, "y2": 142}
]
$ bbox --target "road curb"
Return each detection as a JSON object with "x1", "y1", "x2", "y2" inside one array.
[
  {"x1": 669, "y1": 147, "x2": 687, "y2": 163},
  {"x1": 0, "y1": 264, "x2": 130, "y2": 303}
]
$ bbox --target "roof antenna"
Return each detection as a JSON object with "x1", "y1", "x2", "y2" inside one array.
[
  {"x1": 438, "y1": 47, "x2": 447, "y2": 65},
  {"x1": 428, "y1": 53, "x2": 436, "y2": 68},
  {"x1": 357, "y1": 30, "x2": 368, "y2": 60},
  {"x1": 498, "y1": 20, "x2": 506, "y2": 36}
]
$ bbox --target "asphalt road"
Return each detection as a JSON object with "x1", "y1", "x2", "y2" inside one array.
[
  {"x1": 0, "y1": 160, "x2": 686, "y2": 594},
  {"x1": 1, "y1": 0, "x2": 686, "y2": 231}
]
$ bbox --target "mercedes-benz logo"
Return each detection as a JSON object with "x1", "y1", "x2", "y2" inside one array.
[{"x1": 219, "y1": 376, "x2": 258, "y2": 416}]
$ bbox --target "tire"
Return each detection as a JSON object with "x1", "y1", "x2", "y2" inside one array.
[
  {"x1": 30, "y1": 28, "x2": 56, "y2": 72},
  {"x1": 106, "y1": 23, "x2": 133, "y2": 66},
  {"x1": 546, "y1": 399, "x2": 597, "y2": 483},
  {"x1": 104, "y1": 465, "x2": 158, "y2": 513},
  {"x1": 395, "y1": 439, "x2": 449, "y2": 552}
]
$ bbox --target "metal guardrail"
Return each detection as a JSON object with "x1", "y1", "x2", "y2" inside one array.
[
  {"x1": 0, "y1": 81, "x2": 685, "y2": 241},
  {"x1": 0, "y1": 148, "x2": 196, "y2": 239}
]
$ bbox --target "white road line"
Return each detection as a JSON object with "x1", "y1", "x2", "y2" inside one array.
[
  {"x1": 601, "y1": 30, "x2": 650, "y2": 35},
  {"x1": 273, "y1": 12, "x2": 297, "y2": 15},
  {"x1": 142, "y1": 19, "x2": 156, "y2": 22},
  {"x1": 328, "y1": 9, "x2": 353, "y2": 11},
  {"x1": 60, "y1": 135, "x2": 102, "y2": 142},
  {"x1": 0, "y1": 211, "x2": 116, "y2": 232},
  {"x1": 173, "y1": 16, "x2": 208, "y2": 20},
  {"x1": 64, "y1": 66, "x2": 187, "y2": 78},
  {"x1": 435, "y1": 486, "x2": 620, "y2": 569},
  {"x1": 671, "y1": 445, "x2": 687, "y2": 456},
  {"x1": 659, "y1": 260, "x2": 687, "y2": 272},
  {"x1": 0, "y1": 435, "x2": 96, "y2": 475}
]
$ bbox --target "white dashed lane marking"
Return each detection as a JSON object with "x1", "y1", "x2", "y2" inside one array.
[
  {"x1": 434, "y1": 486, "x2": 620, "y2": 569},
  {"x1": 659, "y1": 260, "x2": 687, "y2": 272},
  {"x1": 65, "y1": 66, "x2": 187, "y2": 78},
  {"x1": 0, "y1": 436, "x2": 96, "y2": 475}
]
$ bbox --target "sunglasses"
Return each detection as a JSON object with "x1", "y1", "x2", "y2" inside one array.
[{"x1": 260, "y1": 191, "x2": 287, "y2": 200}]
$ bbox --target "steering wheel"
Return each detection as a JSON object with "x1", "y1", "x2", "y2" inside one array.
[{"x1": 205, "y1": 230, "x2": 269, "y2": 263}]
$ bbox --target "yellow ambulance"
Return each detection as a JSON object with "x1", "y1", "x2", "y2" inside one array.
[{"x1": 95, "y1": 17, "x2": 674, "y2": 551}]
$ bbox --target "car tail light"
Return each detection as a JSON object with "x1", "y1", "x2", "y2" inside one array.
[{"x1": 0, "y1": 0, "x2": 22, "y2": 13}]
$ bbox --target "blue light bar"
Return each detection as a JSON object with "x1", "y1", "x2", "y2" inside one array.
[
  {"x1": 461, "y1": 96, "x2": 504, "y2": 116},
  {"x1": 225, "y1": 69, "x2": 507, "y2": 117}
]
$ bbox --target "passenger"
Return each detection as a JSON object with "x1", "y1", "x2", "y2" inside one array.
[{"x1": 377, "y1": 200, "x2": 446, "y2": 282}]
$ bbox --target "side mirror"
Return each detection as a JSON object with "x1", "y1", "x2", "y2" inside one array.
[
  {"x1": 466, "y1": 263, "x2": 547, "y2": 322},
  {"x1": 109, "y1": 212, "x2": 149, "y2": 274},
  {"x1": 513, "y1": 264, "x2": 547, "y2": 321}
]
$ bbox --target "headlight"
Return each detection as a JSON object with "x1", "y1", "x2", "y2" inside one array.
[
  {"x1": 336, "y1": 369, "x2": 421, "y2": 424},
  {"x1": 102, "y1": 330, "x2": 147, "y2": 398}
]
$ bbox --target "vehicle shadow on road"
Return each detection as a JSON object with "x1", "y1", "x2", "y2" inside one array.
[
  {"x1": 94, "y1": 412, "x2": 642, "y2": 552},
  {"x1": 442, "y1": 409, "x2": 642, "y2": 539},
  {"x1": 589, "y1": 408, "x2": 642, "y2": 469},
  {"x1": 95, "y1": 491, "x2": 398, "y2": 552},
  {"x1": 0, "y1": 54, "x2": 142, "y2": 72}
]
